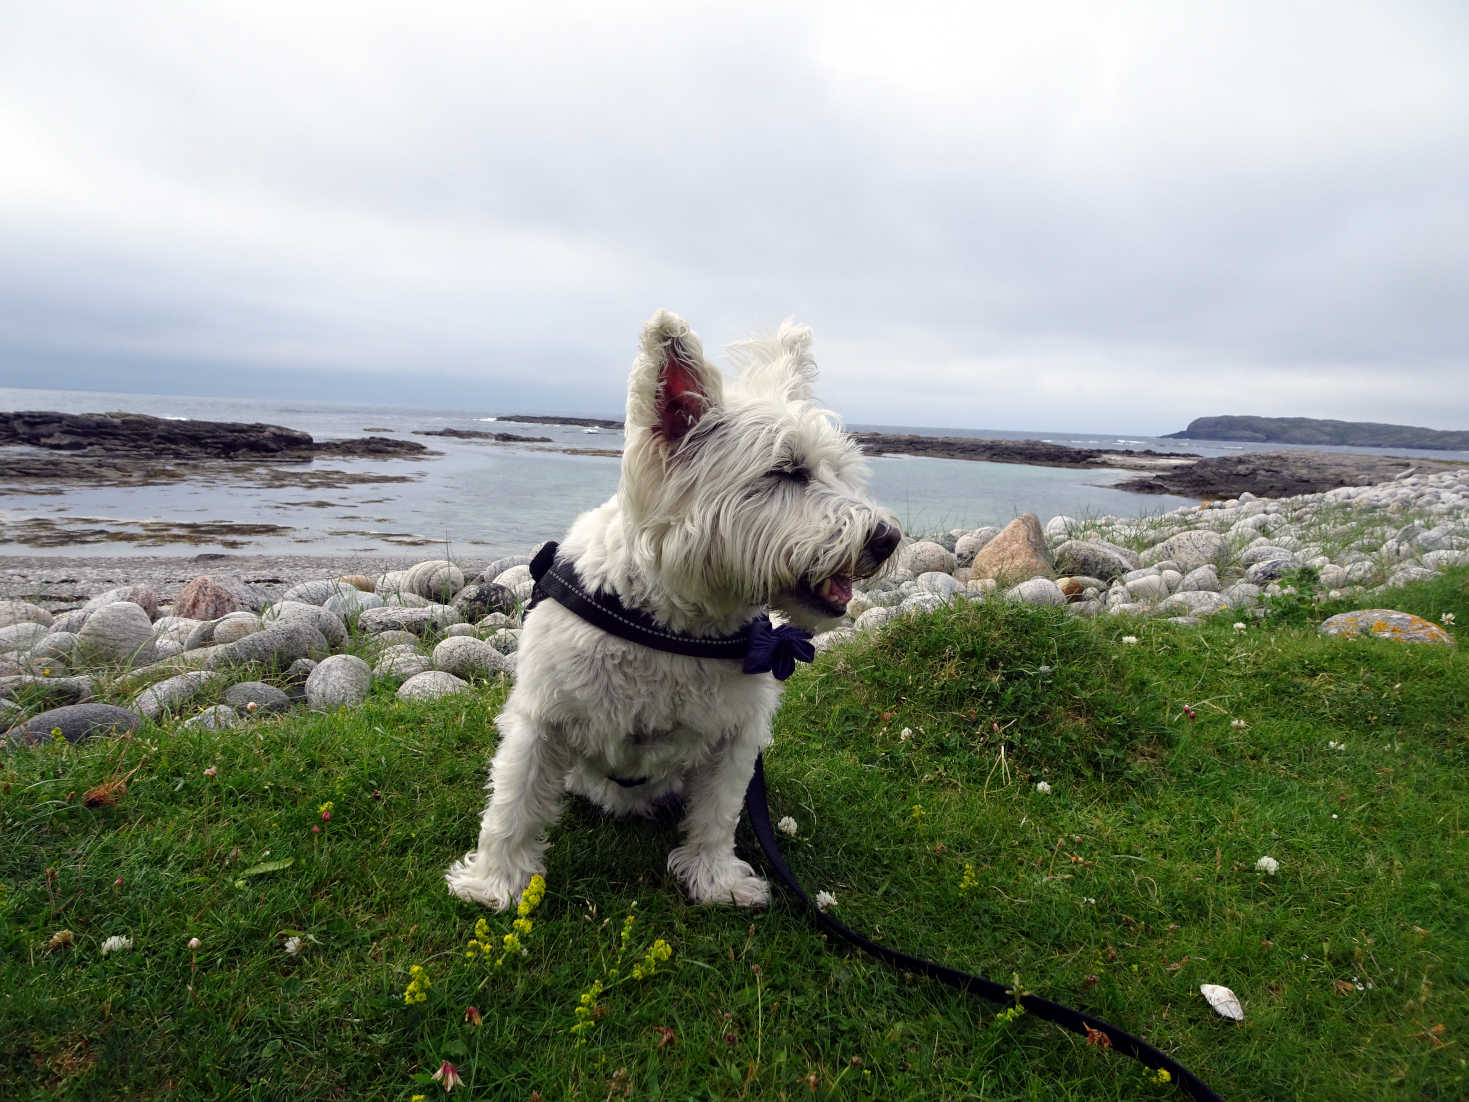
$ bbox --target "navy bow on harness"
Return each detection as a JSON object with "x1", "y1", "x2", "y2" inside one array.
[{"x1": 527, "y1": 541, "x2": 815, "y2": 680}]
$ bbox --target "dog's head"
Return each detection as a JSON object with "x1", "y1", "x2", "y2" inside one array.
[{"x1": 621, "y1": 309, "x2": 901, "y2": 630}]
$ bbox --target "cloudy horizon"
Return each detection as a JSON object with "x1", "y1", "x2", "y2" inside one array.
[{"x1": 3, "y1": 1, "x2": 1466, "y2": 436}]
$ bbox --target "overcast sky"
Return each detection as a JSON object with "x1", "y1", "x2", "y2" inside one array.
[{"x1": 3, "y1": 1, "x2": 1466, "y2": 434}]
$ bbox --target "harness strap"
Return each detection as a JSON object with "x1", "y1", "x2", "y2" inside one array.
[{"x1": 744, "y1": 754, "x2": 1224, "y2": 1101}]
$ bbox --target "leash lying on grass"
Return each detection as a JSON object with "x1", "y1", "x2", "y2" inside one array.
[{"x1": 744, "y1": 755, "x2": 1224, "y2": 1101}]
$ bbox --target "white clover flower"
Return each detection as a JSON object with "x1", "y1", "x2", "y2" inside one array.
[
  {"x1": 1233, "y1": 622, "x2": 1247, "y2": 633},
  {"x1": 1254, "y1": 856, "x2": 1279, "y2": 875},
  {"x1": 100, "y1": 935, "x2": 132, "y2": 955},
  {"x1": 187, "y1": 936, "x2": 201, "y2": 950},
  {"x1": 1327, "y1": 740, "x2": 1345, "y2": 751},
  {"x1": 815, "y1": 890, "x2": 838, "y2": 912},
  {"x1": 1441, "y1": 612, "x2": 1455, "y2": 625},
  {"x1": 777, "y1": 816, "x2": 798, "y2": 837},
  {"x1": 899, "y1": 727, "x2": 913, "y2": 741},
  {"x1": 1038, "y1": 665, "x2": 1052, "y2": 674},
  {"x1": 1035, "y1": 781, "x2": 1053, "y2": 795},
  {"x1": 1231, "y1": 718, "x2": 1247, "y2": 731},
  {"x1": 1120, "y1": 635, "x2": 1139, "y2": 645},
  {"x1": 283, "y1": 936, "x2": 303, "y2": 956}
]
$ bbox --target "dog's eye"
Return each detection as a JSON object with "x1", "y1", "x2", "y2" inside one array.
[{"x1": 766, "y1": 465, "x2": 809, "y2": 484}]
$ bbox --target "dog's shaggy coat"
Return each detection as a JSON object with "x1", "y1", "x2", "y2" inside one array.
[{"x1": 446, "y1": 310, "x2": 899, "y2": 909}]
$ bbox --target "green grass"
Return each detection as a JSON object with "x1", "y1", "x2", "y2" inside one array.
[{"x1": 4, "y1": 571, "x2": 1468, "y2": 1101}]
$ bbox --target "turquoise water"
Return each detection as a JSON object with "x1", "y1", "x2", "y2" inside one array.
[{"x1": 4, "y1": 388, "x2": 1462, "y2": 558}]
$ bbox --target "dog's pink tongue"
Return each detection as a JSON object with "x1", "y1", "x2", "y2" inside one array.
[{"x1": 820, "y1": 575, "x2": 853, "y2": 609}]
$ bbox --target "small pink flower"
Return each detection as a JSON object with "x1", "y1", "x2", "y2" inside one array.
[
  {"x1": 431, "y1": 1061, "x2": 462, "y2": 1091},
  {"x1": 113, "y1": 877, "x2": 123, "y2": 889},
  {"x1": 464, "y1": 1006, "x2": 482, "y2": 1027},
  {"x1": 321, "y1": 810, "x2": 331, "y2": 821},
  {"x1": 311, "y1": 825, "x2": 320, "y2": 834}
]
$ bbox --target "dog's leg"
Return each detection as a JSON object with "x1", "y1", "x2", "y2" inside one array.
[
  {"x1": 667, "y1": 731, "x2": 770, "y2": 907},
  {"x1": 445, "y1": 711, "x2": 570, "y2": 910}
]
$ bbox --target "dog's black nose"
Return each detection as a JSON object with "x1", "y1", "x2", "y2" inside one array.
[{"x1": 865, "y1": 521, "x2": 901, "y2": 566}]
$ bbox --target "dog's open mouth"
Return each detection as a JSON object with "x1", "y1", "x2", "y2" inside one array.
[{"x1": 805, "y1": 571, "x2": 854, "y2": 616}]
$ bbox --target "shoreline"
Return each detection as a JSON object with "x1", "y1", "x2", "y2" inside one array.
[{"x1": 0, "y1": 552, "x2": 505, "y2": 609}]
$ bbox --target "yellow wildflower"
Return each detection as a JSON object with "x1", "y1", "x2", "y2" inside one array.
[{"x1": 403, "y1": 963, "x2": 430, "y2": 1005}]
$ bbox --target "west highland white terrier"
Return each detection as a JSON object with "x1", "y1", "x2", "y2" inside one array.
[{"x1": 445, "y1": 309, "x2": 901, "y2": 910}]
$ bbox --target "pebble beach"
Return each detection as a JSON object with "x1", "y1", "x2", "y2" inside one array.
[{"x1": 3, "y1": 462, "x2": 1465, "y2": 743}]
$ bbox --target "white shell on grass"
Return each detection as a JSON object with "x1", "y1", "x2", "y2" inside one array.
[{"x1": 1199, "y1": 983, "x2": 1244, "y2": 1021}]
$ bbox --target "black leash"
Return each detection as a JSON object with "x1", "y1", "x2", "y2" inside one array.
[{"x1": 744, "y1": 754, "x2": 1224, "y2": 1101}]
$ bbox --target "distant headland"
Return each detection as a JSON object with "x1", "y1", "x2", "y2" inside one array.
[{"x1": 1166, "y1": 416, "x2": 1469, "y2": 451}]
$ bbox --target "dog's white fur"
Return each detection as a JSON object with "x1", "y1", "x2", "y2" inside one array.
[{"x1": 446, "y1": 310, "x2": 899, "y2": 910}]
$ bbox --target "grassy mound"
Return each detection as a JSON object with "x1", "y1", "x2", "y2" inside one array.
[{"x1": 4, "y1": 571, "x2": 1467, "y2": 1100}]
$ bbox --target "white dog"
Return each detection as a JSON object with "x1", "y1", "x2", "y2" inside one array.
[{"x1": 446, "y1": 310, "x2": 900, "y2": 910}]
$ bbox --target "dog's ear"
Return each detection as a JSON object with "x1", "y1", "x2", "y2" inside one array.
[
  {"x1": 628, "y1": 309, "x2": 724, "y2": 447},
  {"x1": 775, "y1": 320, "x2": 818, "y2": 401}
]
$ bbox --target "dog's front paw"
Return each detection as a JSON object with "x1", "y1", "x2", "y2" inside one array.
[
  {"x1": 667, "y1": 845, "x2": 770, "y2": 908},
  {"x1": 445, "y1": 854, "x2": 540, "y2": 911}
]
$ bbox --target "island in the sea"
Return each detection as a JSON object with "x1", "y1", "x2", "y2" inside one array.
[{"x1": 1166, "y1": 415, "x2": 1469, "y2": 451}]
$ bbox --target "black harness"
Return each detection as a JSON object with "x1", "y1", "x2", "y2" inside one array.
[{"x1": 525, "y1": 541, "x2": 1222, "y2": 1100}]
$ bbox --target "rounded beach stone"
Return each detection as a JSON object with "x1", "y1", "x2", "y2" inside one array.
[
  {"x1": 1245, "y1": 558, "x2": 1294, "y2": 584},
  {"x1": 1053, "y1": 540, "x2": 1138, "y2": 581},
  {"x1": 305, "y1": 654, "x2": 373, "y2": 710},
  {"x1": 285, "y1": 658, "x2": 317, "y2": 683},
  {"x1": 263, "y1": 601, "x2": 347, "y2": 647},
  {"x1": 0, "y1": 673, "x2": 94, "y2": 706},
  {"x1": 404, "y1": 560, "x2": 465, "y2": 602},
  {"x1": 333, "y1": 574, "x2": 376, "y2": 592},
  {"x1": 898, "y1": 540, "x2": 957, "y2": 576},
  {"x1": 375, "y1": 570, "x2": 408, "y2": 598},
  {"x1": 1179, "y1": 565, "x2": 1220, "y2": 592},
  {"x1": 50, "y1": 609, "x2": 89, "y2": 634},
  {"x1": 386, "y1": 591, "x2": 433, "y2": 608},
  {"x1": 453, "y1": 580, "x2": 517, "y2": 621},
  {"x1": 480, "y1": 554, "x2": 533, "y2": 584},
  {"x1": 484, "y1": 628, "x2": 520, "y2": 654},
  {"x1": 0, "y1": 622, "x2": 51, "y2": 653},
  {"x1": 0, "y1": 600, "x2": 52, "y2": 630},
  {"x1": 1006, "y1": 577, "x2": 1066, "y2": 606},
  {"x1": 134, "y1": 671, "x2": 216, "y2": 720},
  {"x1": 442, "y1": 623, "x2": 477, "y2": 638},
  {"x1": 1318, "y1": 610, "x2": 1454, "y2": 645},
  {"x1": 212, "y1": 612, "x2": 264, "y2": 645},
  {"x1": 854, "y1": 605, "x2": 899, "y2": 633},
  {"x1": 366, "y1": 629, "x2": 420, "y2": 651},
  {"x1": 184, "y1": 705, "x2": 240, "y2": 730},
  {"x1": 433, "y1": 636, "x2": 508, "y2": 679},
  {"x1": 81, "y1": 585, "x2": 160, "y2": 619},
  {"x1": 223, "y1": 680, "x2": 292, "y2": 715},
  {"x1": 281, "y1": 579, "x2": 343, "y2": 606},
  {"x1": 1158, "y1": 591, "x2": 1231, "y2": 617},
  {"x1": 475, "y1": 611, "x2": 516, "y2": 632},
  {"x1": 33, "y1": 632, "x2": 80, "y2": 662},
  {"x1": 207, "y1": 622, "x2": 328, "y2": 670},
  {"x1": 323, "y1": 589, "x2": 384, "y2": 617},
  {"x1": 493, "y1": 564, "x2": 533, "y2": 591},
  {"x1": 5, "y1": 702, "x2": 141, "y2": 746},
  {"x1": 953, "y1": 527, "x2": 999, "y2": 567},
  {"x1": 1139, "y1": 530, "x2": 1229, "y2": 572},
  {"x1": 154, "y1": 640, "x2": 183, "y2": 659},
  {"x1": 1238, "y1": 545, "x2": 1296, "y2": 569},
  {"x1": 969, "y1": 514, "x2": 1055, "y2": 583},
  {"x1": 76, "y1": 602, "x2": 157, "y2": 668},
  {"x1": 1044, "y1": 514, "x2": 1077, "y2": 539},
  {"x1": 172, "y1": 575, "x2": 260, "y2": 619},
  {"x1": 359, "y1": 605, "x2": 460, "y2": 636},
  {"x1": 916, "y1": 571, "x2": 962, "y2": 599},
  {"x1": 397, "y1": 670, "x2": 470, "y2": 701},
  {"x1": 1124, "y1": 574, "x2": 1168, "y2": 602},
  {"x1": 374, "y1": 648, "x2": 432, "y2": 681},
  {"x1": 152, "y1": 616, "x2": 203, "y2": 645}
]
